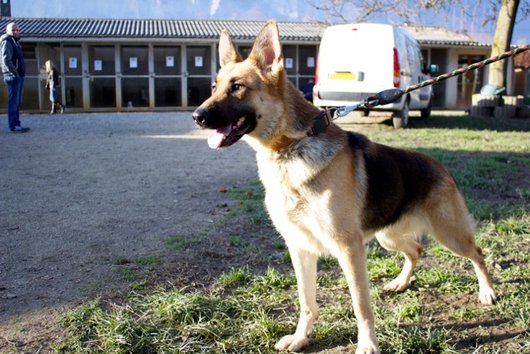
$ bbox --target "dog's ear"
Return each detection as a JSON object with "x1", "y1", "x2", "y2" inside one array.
[
  {"x1": 219, "y1": 30, "x2": 242, "y2": 67},
  {"x1": 249, "y1": 20, "x2": 284, "y2": 75}
]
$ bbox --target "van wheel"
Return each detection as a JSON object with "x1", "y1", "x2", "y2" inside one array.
[
  {"x1": 420, "y1": 98, "x2": 432, "y2": 119},
  {"x1": 392, "y1": 101, "x2": 409, "y2": 129}
]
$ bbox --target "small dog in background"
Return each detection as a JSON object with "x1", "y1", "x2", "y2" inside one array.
[{"x1": 193, "y1": 20, "x2": 496, "y2": 354}]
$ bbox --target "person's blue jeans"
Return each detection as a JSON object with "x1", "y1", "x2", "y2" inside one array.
[
  {"x1": 49, "y1": 87, "x2": 58, "y2": 103},
  {"x1": 4, "y1": 75, "x2": 24, "y2": 130}
]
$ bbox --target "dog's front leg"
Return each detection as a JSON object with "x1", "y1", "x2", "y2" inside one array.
[
  {"x1": 275, "y1": 245, "x2": 318, "y2": 352},
  {"x1": 334, "y1": 232, "x2": 380, "y2": 354}
]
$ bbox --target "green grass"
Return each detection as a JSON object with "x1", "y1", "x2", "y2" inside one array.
[
  {"x1": 164, "y1": 235, "x2": 194, "y2": 251},
  {"x1": 55, "y1": 115, "x2": 530, "y2": 353},
  {"x1": 226, "y1": 179, "x2": 269, "y2": 225}
]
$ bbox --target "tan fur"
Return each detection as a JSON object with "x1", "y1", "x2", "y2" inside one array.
[{"x1": 194, "y1": 21, "x2": 496, "y2": 354}]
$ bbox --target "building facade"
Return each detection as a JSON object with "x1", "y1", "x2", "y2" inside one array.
[
  {"x1": 1, "y1": 17, "x2": 516, "y2": 113},
  {"x1": 0, "y1": 18, "x2": 323, "y2": 113}
]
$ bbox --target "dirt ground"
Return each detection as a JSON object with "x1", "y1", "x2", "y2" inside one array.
[{"x1": 0, "y1": 112, "x2": 266, "y2": 352}]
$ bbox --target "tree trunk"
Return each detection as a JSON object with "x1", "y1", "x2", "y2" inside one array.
[{"x1": 488, "y1": 0, "x2": 520, "y2": 88}]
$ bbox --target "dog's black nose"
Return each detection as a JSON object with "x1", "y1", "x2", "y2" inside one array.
[{"x1": 192, "y1": 107, "x2": 208, "y2": 127}]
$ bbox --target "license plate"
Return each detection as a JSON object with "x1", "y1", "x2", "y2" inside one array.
[{"x1": 329, "y1": 72, "x2": 356, "y2": 80}]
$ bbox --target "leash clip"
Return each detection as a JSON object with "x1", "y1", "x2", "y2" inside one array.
[
  {"x1": 335, "y1": 102, "x2": 363, "y2": 117},
  {"x1": 335, "y1": 88, "x2": 404, "y2": 117}
]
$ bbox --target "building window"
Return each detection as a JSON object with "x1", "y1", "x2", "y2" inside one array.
[
  {"x1": 188, "y1": 77, "x2": 211, "y2": 107},
  {"x1": 155, "y1": 78, "x2": 182, "y2": 106},
  {"x1": 21, "y1": 78, "x2": 40, "y2": 110},
  {"x1": 65, "y1": 78, "x2": 83, "y2": 108},
  {"x1": 121, "y1": 46, "x2": 148, "y2": 76},
  {"x1": 187, "y1": 46, "x2": 212, "y2": 107},
  {"x1": 122, "y1": 78, "x2": 149, "y2": 108},
  {"x1": 89, "y1": 46, "x2": 115, "y2": 75},
  {"x1": 63, "y1": 45, "x2": 83, "y2": 108},
  {"x1": 154, "y1": 46, "x2": 181, "y2": 75},
  {"x1": 237, "y1": 45, "x2": 252, "y2": 59},
  {"x1": 298, "y1": 45, "x2": 317, "y2": 93},
  {"x1": 121, "y1": 46, "x2": 149, "y2": 108},
  {"x1": 90, "y1": 78, "x2": 116, "y2": 108},
  {"x1": 187, "y1": 46, "x2": 211, "y2": 75},
  {"x1": 154, "y1": 46, "x2": 182, "y2": 107},
  {"x1": 298, "y1": 46, "x2": 316, "y2": 76},
  {"x1": 88, "y1": 46, "x2": 115, "y2": 108},
  {"x1": 20, "y1": 43, "x2": 39, "y2": 110}
]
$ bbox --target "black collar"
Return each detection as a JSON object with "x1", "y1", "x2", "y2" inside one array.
[{"x1": 308, "y1": 110, "x2": 332, "y2": 136}]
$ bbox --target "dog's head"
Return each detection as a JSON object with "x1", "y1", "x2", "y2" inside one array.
[{"x1": 192, "y1": 21, "x2": 287, "y2": 149}]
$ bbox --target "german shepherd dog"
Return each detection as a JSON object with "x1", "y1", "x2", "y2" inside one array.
[{"x1": 193, "y1": 21, "x2": 496, "y2": 353}]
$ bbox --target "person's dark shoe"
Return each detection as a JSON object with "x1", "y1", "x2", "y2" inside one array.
[{"x1": 11, "y1": 126, "x2": 30, "y2": 133}]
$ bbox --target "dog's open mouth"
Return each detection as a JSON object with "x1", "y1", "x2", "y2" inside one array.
[{"x1": 208, "y1": 114, "x2": 256, "y2": 149}]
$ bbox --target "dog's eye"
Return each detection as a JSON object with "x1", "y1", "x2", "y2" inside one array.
[
  {"x1": 211, "y1": 82, "x2": 217, "y2": 93},
  {"x1": 231, "y1": 83, "x2": 243, "y2": 93}
]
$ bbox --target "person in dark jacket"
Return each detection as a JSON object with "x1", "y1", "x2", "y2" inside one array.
[
  {"x1": 44, "y1": 60, "x2": 65, "y2": 114},
  {"x1": 1, "y1": 22, "x2": 29, "y2": 133}
]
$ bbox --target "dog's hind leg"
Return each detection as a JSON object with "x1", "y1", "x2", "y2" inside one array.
[
  {"x1": 429, "y1": 220, "x2": 496, "y2": 304},
  {"x1": 275, "y1": 245, "x2": 318, "y2": 352},
  {"x1": 375, "y1": 228, "x2": 423, "y2": 292},
  {"x1": 427, "y1": 191, "x2": 496, "y2": 305}
]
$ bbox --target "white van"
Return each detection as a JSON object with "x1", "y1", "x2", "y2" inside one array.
[{"x1": 313, "y1": 23, "x2": 435, "y2": 128}]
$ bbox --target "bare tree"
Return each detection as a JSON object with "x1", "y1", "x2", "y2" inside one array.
[
  {"x1": 308, "y1": 0, "x2": 529, "y2": 40},
  {"x1": 307, "y1": 0, "x2": 473, "y2": 26},
  {"x1": 488, "y1": 0, "x2": 520, "y2": 88}
]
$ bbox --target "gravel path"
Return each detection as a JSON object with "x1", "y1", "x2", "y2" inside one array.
[{"x1": 0, "y1": 112, "x2": 257, "y2": 322}]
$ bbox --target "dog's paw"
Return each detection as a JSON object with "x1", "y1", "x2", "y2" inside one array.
[
  {"x1": 479, "y1": 287, "x2": 497, "y2": 305},
  {"x1": 274, "y1": 334, "x2": 309, "y2": 352},
  {"x1": 355, "y1": 340, "x2": 380, "y2": 354},
  {"x1": 383, "y1": 278, "x2": 409, "y2": 292}
]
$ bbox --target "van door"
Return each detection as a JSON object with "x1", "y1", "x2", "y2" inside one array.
[
  {"x1": 416, "y1": 48, "x2": 433, "y2": 110},
  {"x1": 314, "y1": 24, "x2": 395, "y2": 107},
  {"x1": 404, "y1": 37, "x2": 423, "y2": 109}
]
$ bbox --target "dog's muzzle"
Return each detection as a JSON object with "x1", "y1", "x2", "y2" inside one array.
[{"x1": 192, "y1": 106, "x2": 257, "y2": 149}]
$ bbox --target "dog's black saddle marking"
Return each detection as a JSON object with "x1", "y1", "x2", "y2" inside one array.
[{"x1": 347, "y1": 132, "x2": 443, "y2": 231}]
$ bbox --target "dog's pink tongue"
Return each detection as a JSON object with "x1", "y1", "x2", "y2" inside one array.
[{"x1": 207, "y1": 126, "x2": 231, "y2": 149}]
